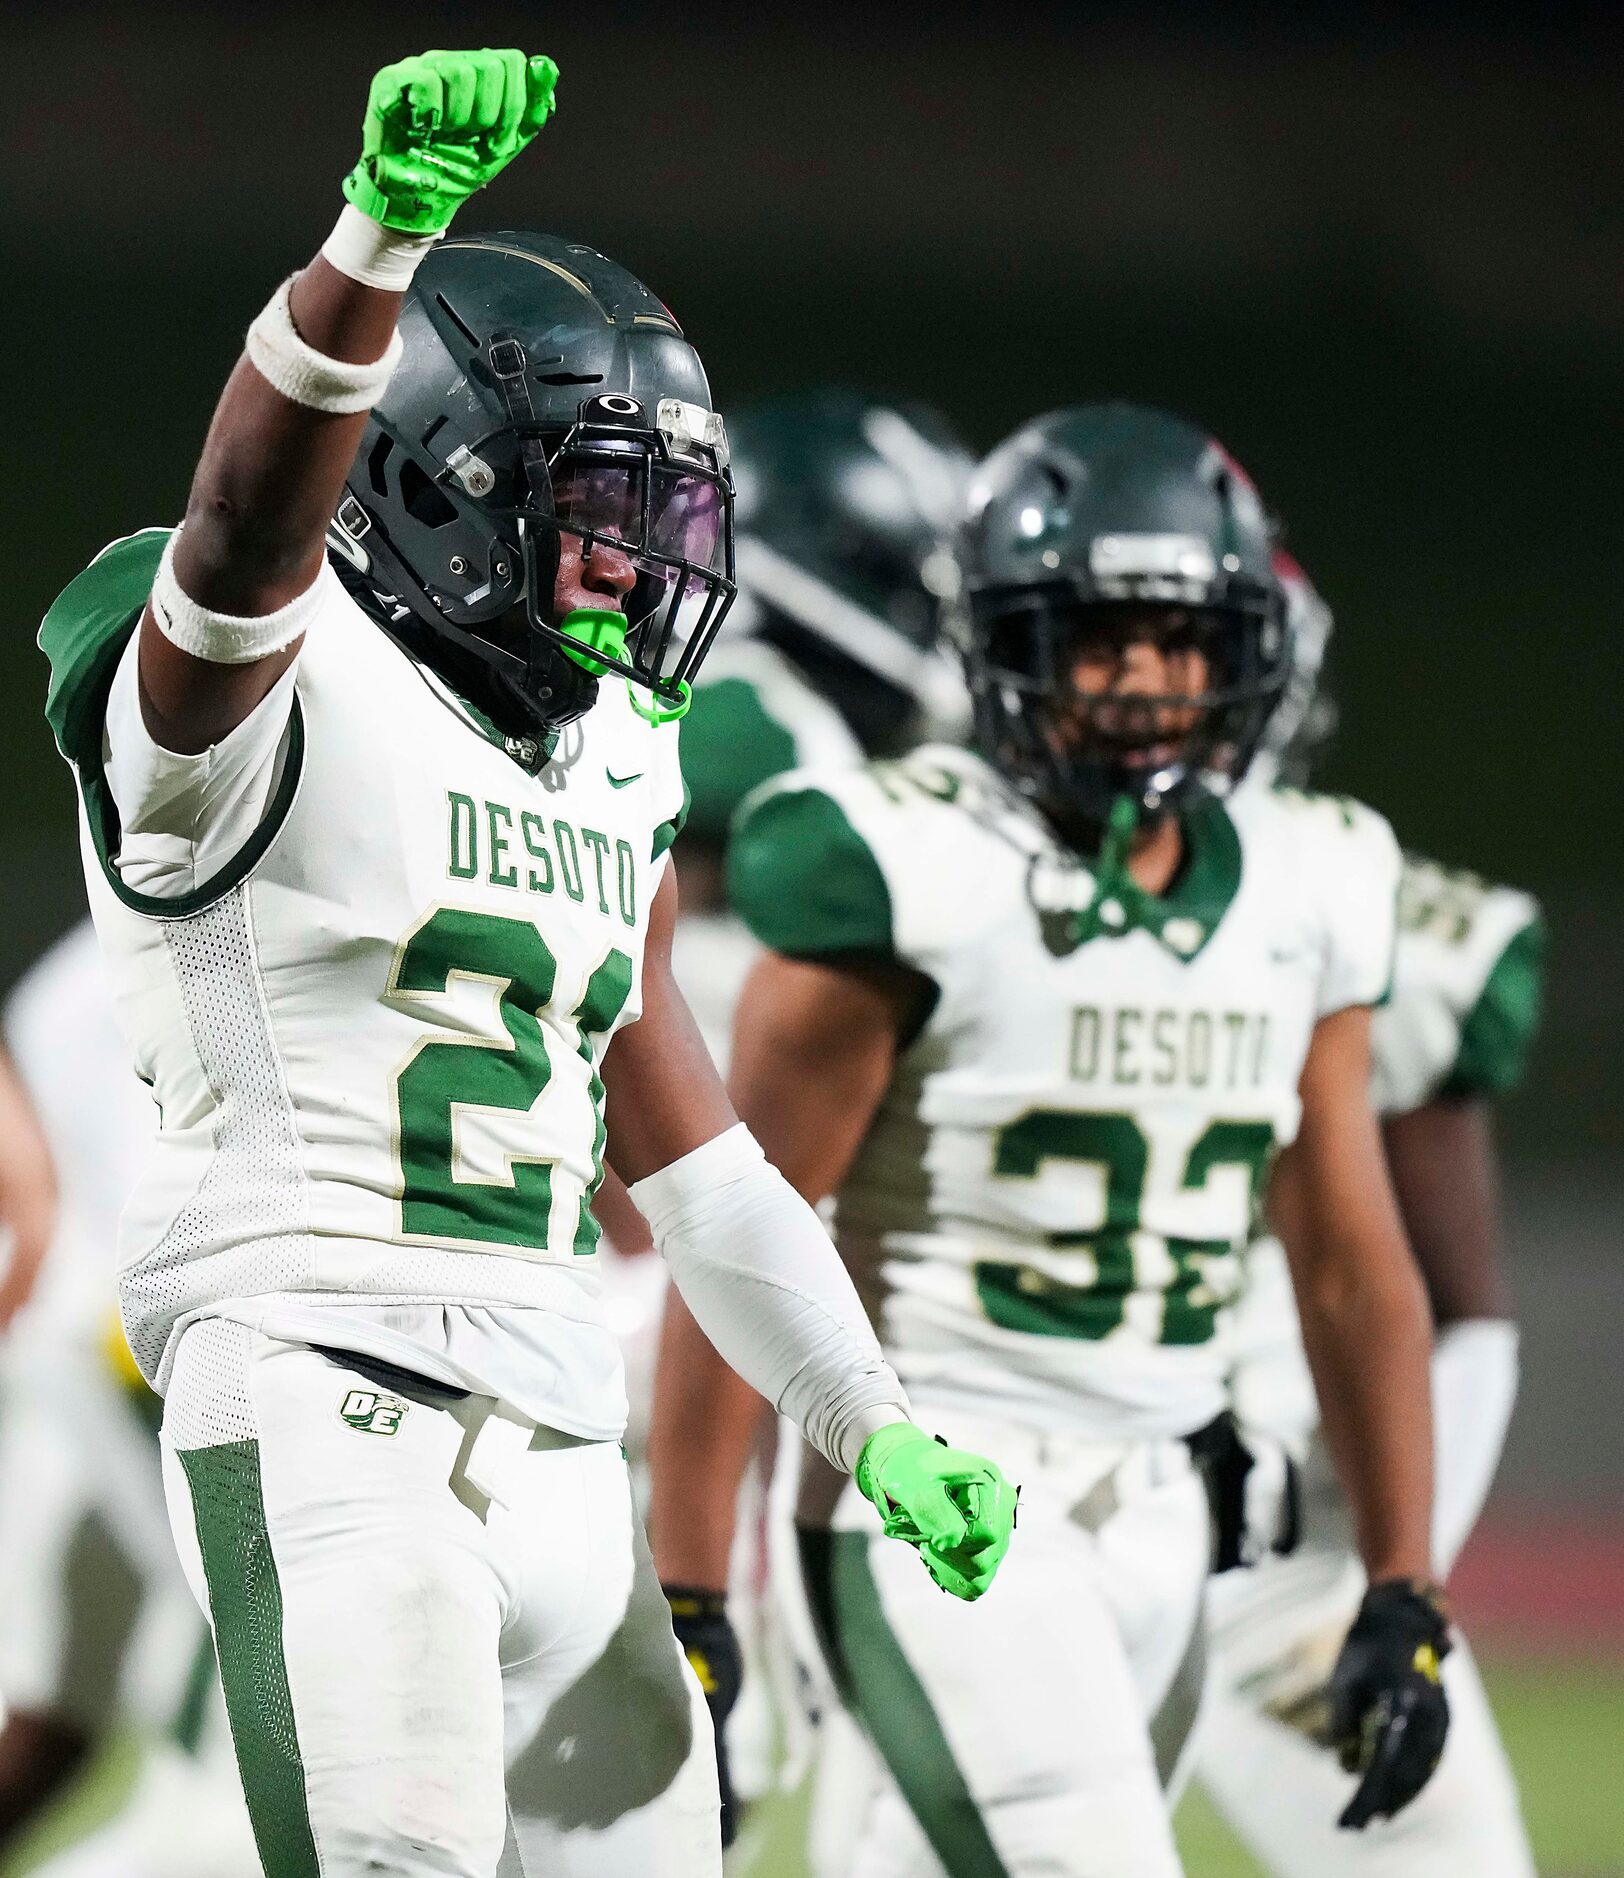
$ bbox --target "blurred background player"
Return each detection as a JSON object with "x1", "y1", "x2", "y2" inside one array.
[
  {"x1": 677, "y1": 386, "x2": 972, "y2": 915},
  {"x1": 1193, "y1": 555, "x2": 1544, "y2": 1875},
  {"x1": 0, "y1": 923, "x2": 256, "y2": 1876},
  {"x1": 651, "y1": 402, "x2": 1452, "y2": 1876},
  {"x1": 612, "y1": 387, "x2": 973, "y2": 1839}
]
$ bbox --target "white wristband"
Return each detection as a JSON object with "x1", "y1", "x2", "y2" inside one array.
[
  {"x1": 320, "y1": 203, "x2": 443, "y2": 292},
  {"x1": 150, "y1": 529, "x2": 332, "y2": 665},
  {"x1": 245, "y1": 277, "x2": 403, "y2": 415}
]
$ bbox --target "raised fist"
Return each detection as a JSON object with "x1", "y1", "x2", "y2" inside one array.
[{"x1": 343, "y1": 48, "x2": 559, "y2": 235}]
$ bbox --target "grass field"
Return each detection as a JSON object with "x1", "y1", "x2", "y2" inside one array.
[
  {"x1": 3, "y1": 1653, "x2": 1617, "y2": 1875},
  {"x1": 733, "y1": 1654, "x2": 1624, "y2": 1877}
]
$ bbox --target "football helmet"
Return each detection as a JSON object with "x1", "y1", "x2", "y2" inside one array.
[
  {"x1": 960, "y1": 402, "x2": 1288, "y2": 835},
  {"x1": 728, "y1": 388, "x2": 972, "y2": 746},
  {"x1": 328, "y1": 231, "x2": 735, "y2": 755}
]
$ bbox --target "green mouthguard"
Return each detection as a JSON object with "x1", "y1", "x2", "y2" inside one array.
[
  {"x1": 558, "y1": 610, "x2": 691, "y2": 723},
  {"x1": 558, "y1": 608, "x2": 630, "y2": 677}
]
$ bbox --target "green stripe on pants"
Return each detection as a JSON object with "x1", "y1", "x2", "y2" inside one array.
[
  {"x1": 179, "y1": 1441, "x2": 319, "y2": 1878},
  {"x1": 799, "y1": 1527, "x2": 1010, "y2": 1878}
]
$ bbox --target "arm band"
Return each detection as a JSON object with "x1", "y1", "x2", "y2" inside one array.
[
  {"x1": 1430, "y1": 1316, "x2": 1519, "y2": 1574},
  {"x1": 320, "y1": 203, "x2": 443, "y2": 292},
  {"x1": 629, "y1": 1124, "x2": 911, "y2": 1473},
  {"x1": 150, "y1": 529, "x2": 333, "y2": 665},
  {"x1": 245, "y1": 276, "x2": 403, "y2": 415}
]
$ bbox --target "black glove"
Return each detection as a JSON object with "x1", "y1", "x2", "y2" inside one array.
[
  {"x1": 1322, "y1": 1578, "x2": 1452, "y2": 1830},
  {"x1": 664, "y1": 1585, "x2": 745, "y2": 1847}
]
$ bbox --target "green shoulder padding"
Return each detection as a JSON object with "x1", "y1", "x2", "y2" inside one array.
[
  {"x1": 38, "y1": 528, "x2": 307, "y2": 919},
  {"x1": 41, "y1": 529, "x2": 170, "y2": 768},
  {"x1": 1444, "y1": 915, "x2": 1546, "y2": 1099},
  {"x1": 727, "y1": 785, "x2": 894, "y2": 959},
  {"x1": 678, "y1": 676, "x2": 799, "y2": 846}
]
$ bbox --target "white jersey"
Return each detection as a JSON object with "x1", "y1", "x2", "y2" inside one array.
[
  {"x1": 727, "y1": 749, "x2": 1400, "y2": 1441},
  {"x1": 41, "y1": 529, "x2": 687, "y2": 1430},
  {"x1": 4, "y1": 920, "x2": 155, "y2": 1349},
  {"x1": 1229, "y1": 849, "x2": 1544, "y2": 1444}
]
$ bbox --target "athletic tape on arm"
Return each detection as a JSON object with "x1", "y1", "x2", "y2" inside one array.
[
  {"x1": 151, "y1": 529, "x2": 335, "y2": 665},
  {"x1": 320, "y1": 203, "x2": 443, "y2": 292},
  {"x1": 629, "y1": 1124, "x2": 911, "y2": 1473},
  {"x1": 245, "y1": 276, "x2": 403, "y2": 415}
]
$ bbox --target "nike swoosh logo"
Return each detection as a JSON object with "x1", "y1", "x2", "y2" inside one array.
[{"x1": 607, "y1": 770, "x2": 644, "y2": 789}]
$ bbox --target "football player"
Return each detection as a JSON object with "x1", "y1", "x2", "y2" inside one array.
[
  {"x1": 650, "y1": 389, "x2": 974, "y2": 1839},
  {"x1": 37, "y1": 51, "x2": 1014, "y2": 1877},
  {"x1": 0, "y1": 923, "x2": 258, "y2": 1876},
  {"x1": 1193, "y1": 556, "x2": 1542, "y2": 1875},
  {"x1": 650, "y1": 403, "x2": 1450, "y2": 1875}
]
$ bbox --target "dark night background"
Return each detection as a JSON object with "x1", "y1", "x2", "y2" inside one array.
[{"x1": 5, "y1": 5, "x2": 1621, "y2": 1510}]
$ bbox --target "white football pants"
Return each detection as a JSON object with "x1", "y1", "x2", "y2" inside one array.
[
  {"x1": 795, "y1": 1411, "x2": 1211, "y2": 1878},
  {"x1": 160, "y1": 1321, "x2": 720, "y2": 1878},
  {"x1": 1198, "y1": 1441, "x2": 1536, "y2": 1877}
]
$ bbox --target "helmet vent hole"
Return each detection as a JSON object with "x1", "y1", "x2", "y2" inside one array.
[
  {"x1": 367, "y1": 434, "x2": 393, "y2": 499},
  {"x1": 399, "y1": 459, "x2": 458, "y2": 530},
  {"x1": 539, "y1": 370, "x2": 603, "y2": 387},
  {"x1": 434, "y1": 294, "x2": 480, "y2": 348},
  {"x1": 421, "y1": 415, "x2": 448, "y2": 450}
]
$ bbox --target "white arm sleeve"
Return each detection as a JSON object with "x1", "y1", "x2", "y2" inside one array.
[
  {"x1": 1431, "y1": 1316, "x2": 1519, "y2": 1575},
  {"x1": 629, "y1": 1124, "x2": 911, "y2": 1473},
  {"x1": 102, "y1": 629, "x2": 300, "y2": 901}
]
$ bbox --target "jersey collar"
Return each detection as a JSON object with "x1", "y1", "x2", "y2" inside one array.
[{"x1": 1030, "y1": 792, "x2": 1242, "y2": 960}]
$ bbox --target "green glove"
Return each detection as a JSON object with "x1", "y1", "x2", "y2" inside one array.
[
  {"x1": 343, "y1": 48, "x2": 559, "y2": 234},
  {"x1": 856, "y1": 1423, "x2": 1016, "y2": 1601}
]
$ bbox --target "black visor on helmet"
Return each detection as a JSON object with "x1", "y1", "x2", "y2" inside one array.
[{"x1": 966, "y1": 577, "x2": 1287, "y2": 835}]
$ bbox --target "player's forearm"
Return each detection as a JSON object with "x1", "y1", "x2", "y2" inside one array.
[
  {"x1": 174, "y1": 259, "x2": 403, "y2": 616},
  {"x1": 629, "y1": 1127, "x2": 910, "y2": 1474},
  {"x1": 141, "y1": 51, "x2": 558, "y2": 753},
  {"x1": 1297, "y1": 1252, "x2": 1435, "y2": 1580},
  {"x1": 646, "y1": 1292, "x2": 771, "y2": 1590}
]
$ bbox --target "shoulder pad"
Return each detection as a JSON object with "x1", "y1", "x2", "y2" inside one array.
[
  {"x1": 1242, "y1": 786, "x2": 1402, "y2": 1016},
  {"x1": 727, "y1": 748, "x2": 1013, "y2": 969},
  {"x1": 40, "y1": 529, "x2": 171, "y2": 768},
  {"x1": 1389, "y1": 854, "x2": 1545, "y2": 1103},
  {"x1": 727, "y1": 769, "x2": 895, "y2": 959}
]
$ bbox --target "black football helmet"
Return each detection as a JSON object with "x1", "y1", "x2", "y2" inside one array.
[
  {"x1": 728, "y1": 388, "x2": 972, "y2": 748},
  {"x1": 959, "y1": 402, "x2": 1288, "y2": 835},
  {"x1": 328, "y1": 231, "x2": 735, "y2": 757}
]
